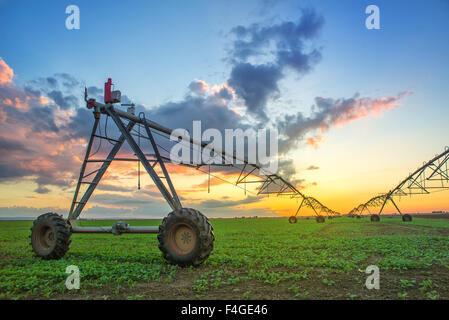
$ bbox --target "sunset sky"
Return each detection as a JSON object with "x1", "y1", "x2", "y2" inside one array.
[{"x1": 1, "y1": 0, "x2": 448, "y2": 219}]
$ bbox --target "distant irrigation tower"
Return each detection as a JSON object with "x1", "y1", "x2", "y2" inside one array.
[{"x1": 349, "y1": 147, "x2": 449, "y2": 222}]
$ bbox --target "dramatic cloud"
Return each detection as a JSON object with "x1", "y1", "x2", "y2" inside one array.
[
  {"x1": 313, "y1": 93, "x2": 410, "y2": 128},
  {"x1": 306, "y1": 165, "x2": 319, "y2": 170},
  {"x1": 0, "y1": 58, "x2": 91, "y2": 193},
  {"x1": 0, "y1": 57, "x2": 250, "y2": 201},
  {"x1": 278, "y1": 92, "x2": 411, "y2": 154},
  {"x1": 228, "y1": 63, "x2": 282, "y2": 121},
  {"x1": 227, "y1": 9, "x2": 324, "y2": 121},
  {"x1": 223, "y1": 11, "x2": 410, "y2": 160}
]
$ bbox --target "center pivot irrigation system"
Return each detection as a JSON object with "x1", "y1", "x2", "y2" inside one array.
[
  {"x1": 30, "y1": 78, "x2": 339, "y2": 266},
  {"x1": 348, "y1": 147, "x2": 449, "y2": 222}
]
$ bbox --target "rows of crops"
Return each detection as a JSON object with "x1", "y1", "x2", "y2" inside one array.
[{"x1": 1, "y1": 217, "x2": 449, "y2": 299}]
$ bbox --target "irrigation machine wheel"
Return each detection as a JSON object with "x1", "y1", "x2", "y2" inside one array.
[
  {"x1": 30, "y1": 212, "x2": 71, "y2": 259},
  {"x1": 402, "y1": 214, "x2": 412, "y2": 222},
  {"x1": 316, "y1": 216, "x2": 325, "y2": 223},
  {"x1": 158, "y1": 208, "x2": 214, "y2": 267},
  {"x1": 370, "y1": 214, "x2": 380, "y2": 222},
  {"x1": 288, "y1": 216, "x2": 297, "y2": 224}
]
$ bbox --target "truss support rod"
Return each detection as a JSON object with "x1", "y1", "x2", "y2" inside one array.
[
  {"x1": 237, "y1": 166, "x2": 257, "y2": 185},
  {"x1": 142, "y1": 120, "x2": 181, "y2": 209},
  {"x1": 306, "y1": 198, "x2": 319, "y2": 216},
  {"x1": 378, "y1": 193, "x2": 402, "y2": 215},
  {"x1": 236, "y1": 164, "x2": 247, "y2": 185},
  {"x1": 68, "y1": 114, "x2": 100, "y2": 218},
  {"x1": 294, "y1": 198, "x2": 305, "y2": 217},
  {"x1": 378, "y1": 195, "x2": 389, "y2": 215},
  {"x1": 389, "y1": 197, "x2": 402, "y2": 215},
  {"x1": 360, "y1": 205, "x2": 370, "y2": 215},
  {"x1": 427, "y1": 155, "x2": 449, "y2": 180},
  {"x1": 69, "y1": 120, "x2": 136, "y2": 220},
  {"x1": 107, "y1": 108, "x2": 181, "y2": 211}
]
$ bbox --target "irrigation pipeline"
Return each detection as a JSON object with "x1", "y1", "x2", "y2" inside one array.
[
  {"x1": 119, "y1": 118, "x2": 341, "y2": 218},
  {"x1": 348, "y1": 147, "x2": 449, "y2": 216}
]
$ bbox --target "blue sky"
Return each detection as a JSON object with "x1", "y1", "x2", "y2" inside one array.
[
  {"x1": 0, "y1": 0, "x2": 448, "y2": 218},
  {"x1": 2, "y1": 0, "x2": 448, "y2": 106}
]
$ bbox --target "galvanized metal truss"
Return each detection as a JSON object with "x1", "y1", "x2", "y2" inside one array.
[
  {"x1": 349, "y1": 147, "x2": 449, "y2": 217},
  {"x1": 68, "y1": 97, "x2": 339, "y2": 227},
  {"x1": 67, "y1": 105, "x2": 184, "y2": 233},
  {"x1": 128, "y1": 132, "x2": 341, "y2": 218},
  {"x1": 234, "y1": 169, "x2": 340, "y2": 217}
]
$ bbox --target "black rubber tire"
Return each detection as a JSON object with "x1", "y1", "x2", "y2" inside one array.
[
  {"x1": 316, "y1": 216, "x2": 325, "y2": 223},
  {"x1": 370, "y1": 214, "x2": 380, "y2": 222},
  {"x1": 328, "y1": 216, "x2": 333, "y2": 220},
  {"x1": 30, "y1": 212, "x2": 71, "y2": 259},
  {"x1": 356, "y1": 215, "x2": 361, "y2": 219},
  {"x1": 402, "y1": 214, "x2": 412, "y2": 222},
  {"x1": 288, "y1": 216, "x2": 297, "y2": 224},
  {"x1": 158, "y1": 208, "x2": 214, "y2": 267}
]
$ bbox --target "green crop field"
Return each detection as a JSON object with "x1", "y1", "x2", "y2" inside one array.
[{"x1": 1, "y1": 216, "x2": 449, "y2": 300}]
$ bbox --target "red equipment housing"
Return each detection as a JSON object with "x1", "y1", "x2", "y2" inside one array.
[{"x1": 104, "y1": 78, "x2": 112, "y2": 103}]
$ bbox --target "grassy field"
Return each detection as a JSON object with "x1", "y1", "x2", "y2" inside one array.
[{"x1": 1, "y1": 216, "x2": 449, "y2": 300}]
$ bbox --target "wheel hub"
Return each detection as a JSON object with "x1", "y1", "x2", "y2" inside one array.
[
  {"x1": 168, "y1": 223, "x2": 197, "y2": 255},
  {"x1": 43, "y1": 228, "x2": 54, "y2": 247},
  {"x1": 38, "y1": 226, "x2": 55, "y2": 249}
]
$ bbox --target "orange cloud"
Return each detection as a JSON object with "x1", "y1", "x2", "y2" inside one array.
[
  {"x1": 279, "y1": 91, "x2": 412, "y2": 154},
  {"x1": 0, "y1": 58, "x2": 14, "y2": 85},
  {"x1": 189, "y1": 79, "x2": 210, "y2": 94},
  {"x1": 13, "y1": 97, "x2": 29, "y2": 111},
  {"x1": 331, "y1": 92, "x2": 411, "y2": 128},
  {"x1": 306, "y1": 134, "x2": 325, "y2": 149}
]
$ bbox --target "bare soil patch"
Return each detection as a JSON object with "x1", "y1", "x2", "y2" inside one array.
[{"x1": 50, "y1": 265, "x2": 449, "y2": 300}]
